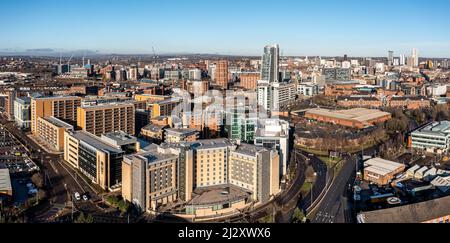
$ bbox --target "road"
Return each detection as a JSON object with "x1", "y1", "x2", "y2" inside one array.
[
  {"x1": 311, "y1": 145, "x2": 380, "y2": 223},
  {"x1": 298, "y1": 150, "x2": 328, "y2": 212},
  {"x1": 0, "y1": 114, "x2": 100, "y2": 221},
  {"x1": 311, "y1": 156, "x2": 355, "y2": 223}
]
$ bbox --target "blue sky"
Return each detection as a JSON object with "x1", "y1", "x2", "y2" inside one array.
[{"x1": 1, "y1": 0, "x2": 450, "y2": 57}]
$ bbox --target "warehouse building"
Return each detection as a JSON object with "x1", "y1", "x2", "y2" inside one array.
[
  {"x1": 0, "y1": 164, "x2": 12, "y2": 198},
  {"x1": 305, "y1": 108, "x2": 391, "y2": 129},
  {"x1": 363, "y1": 158, "x2": 406, "y2": 186},
  {"x1": 357, "y1": 195, "x2": 450, "y2": 223}
]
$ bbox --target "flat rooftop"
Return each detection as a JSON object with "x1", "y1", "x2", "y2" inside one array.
[
  {"x1": 0, "y1": 168, "x2": 12, "y2": 193},
  {"x1": 358, "y1": 195, "x2": 450, "y2": 223},
  {"x1": 187, "y1": 138, "x2": 233, "y2": 150},
  {"x1": 412, "y1": 121, "x2": 450, "y2": 136},
  {"x1": 101, "y1": 132, "x2": 137, "y2": 146},
  {"x1": 81, "y1": 102, "x2": 134, "y2": 110},
  {"x1": 190, "y1": 185, "x2": 251, "y2": 206},
  {"x1": 33, "y1": 96, "x2": 81, "y2": 101},
  {"x1": 134, "y1": 149, "x2": 178, "y2": 165},
  {"x1": 306, "y1": 108, "x2": 391, "y2": 123},
  {"x1": 165, "y1": 128, "x2": 199, "y2": 136},
  {"x1": 142, "y1": 124, "x2": 167, "y2": 132},
  {"x1": 40, "y1": 116, "x2": 73, "y2": 129},
  {"x1": 156, "y1": 97, "x2": 182, "y2": 105},
  {"x1": 255, "y1": 119, "x2": 289, "y2": 137},
  {"x1": 70, "y1": 131, "x2": 123, "y2": 153},
  {"x1": 233, "y1": 144, "x2": 269, "y2": 157}
]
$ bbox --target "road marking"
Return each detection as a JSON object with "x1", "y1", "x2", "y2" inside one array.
[{"x1": 56, "y1": 160, "x2": 86, "y2": 193}]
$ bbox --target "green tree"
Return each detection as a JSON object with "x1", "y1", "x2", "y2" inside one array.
[
  {"x1": 292, "y1": 207, "x2": 305, "y2": 223},
  {"x1": 432, "y1": 105, "x2": 449, "y2": 121},
  {"x1": 74, "y1": 212, "x2": 94, "y2": 223}
]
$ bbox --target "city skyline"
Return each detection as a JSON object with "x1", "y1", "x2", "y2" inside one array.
[{"x1": 1, "y1": 0, "x2": 450, "y2": 57}]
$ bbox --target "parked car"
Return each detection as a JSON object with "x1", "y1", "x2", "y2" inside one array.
[{"x1": 74, "y1": 192, "x2": 81, "y2": 201}]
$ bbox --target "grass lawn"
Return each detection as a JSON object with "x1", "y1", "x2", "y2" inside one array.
[
  {"x1": 295, "y1": 134, "x2": 390, "y2": 156},
  {"x1": 318, "y1": 156, "x2": 341, "y2": 168},
  {"x1": 295, "y1": 146, "x2": 329, "y2": 156},
  {"x1": 301, "y1": 182, "x2": 313, "y2": 194}
]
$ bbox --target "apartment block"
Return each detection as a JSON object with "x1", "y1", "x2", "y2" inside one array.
[
  {"x1": 37, "y1": 116, "x2": 74, "y2": 151},
  {"x1": 140, "y1": 124, "x2": 168, "y2": 144},
  {"x1": 134, "y1": 94, "x2": 170, "y2": 103},
  {"x1": 77, "y1": 103, "x2": 135, "y2": 136},
  {"x1": 229, "y1": 144, "x2": 280, "y2": 202},
  {"x1": 150, "y1": 98, "x2": 182, "y2": 118},
  {"x1": 239, "y1": 72, "x2": 260, "y2": 90},
  {"x1": 192, "y1": 139, "x2": 232, "y2": 188},
  {"x1": 122, "y1": 146, "x2": 179, "y2": 212},
  {"x1": 165, "y1": 128, "x2": 199, "y2": 143},
  {"x1": 215, "y1": 60, "x2": 229, "y2": 89},
  {"x1": 31, "y1": 96, "x2": 82, "y2": 134}
]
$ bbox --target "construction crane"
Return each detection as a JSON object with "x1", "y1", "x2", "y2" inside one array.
[
  {"x1": 152, "y1": 46, "x2": 158, "y2": 63},
  {"x1": 67, "y1": 53, "x2": 74, "y2": 72}
]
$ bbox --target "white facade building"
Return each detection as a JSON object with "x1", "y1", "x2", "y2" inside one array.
[{"x1": 254, "y1": 119, "x2": 290, "y2": 178}]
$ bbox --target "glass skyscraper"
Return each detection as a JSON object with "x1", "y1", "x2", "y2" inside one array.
[{"x1": 260, "y1": 44, "x2": 280, "y2": 83}]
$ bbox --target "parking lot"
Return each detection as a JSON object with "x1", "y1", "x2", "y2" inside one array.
[
  {"x1": 1, "y1": 125, "x2": 40, "y2": 205},
  {"x1": 0, "y1": 126, "x2": 39, "y2": 175}
]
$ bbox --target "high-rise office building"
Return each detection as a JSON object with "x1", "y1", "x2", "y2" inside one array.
[
  {"x1": 443, "y1": 59, "x2": 448, "y2": 69},
  {"x1": 215, "y1": 60, "x2": 229, "y2": 89},
  {"x1": 388, "y1": 51, "x2": 394, "y2": 66},
  {"x1": 128, "y1": 65, "x2": 139, "y2": 81},
  {"x1": 31, "y1": 96, "x2": 82, "y2": 134},
  {"x1": 77, "y1": 103, "x2": 135, "y2": 136},
  {"x1": 400, "y1": 54, "x2": 406, "y2": 66},
  {"x1": 261, "y1": 44, "x2": 280, "y2": 83},
  {"x1": 412, "y1": 48, "x2": 419, "y2": 67},
  {"x1": 188, "y1": 68, "x2": 202, "y2": 81}
]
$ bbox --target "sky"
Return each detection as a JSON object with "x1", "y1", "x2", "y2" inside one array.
[{"x1": 1, "y1": 0, "x2": 450, "y2": 57}]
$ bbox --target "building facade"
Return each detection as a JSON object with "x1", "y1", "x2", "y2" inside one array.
[
  {"x1": 77, "y1": 103, "x2": 135, "y2": 136},
  {"x1": 410, "y1": 121, "x2": 450, "y2": 154},
  {"x1": 64, "y1": 131, "x2": 128, "y2": 191},
  {"x1": 261, "y1": 44, "x2": 279, "y2": 83},
  {"x1": 229, "y1": 144, "x2": 280, "y2": 202},
  {"x1": 254, "y1": 119, "x2": 289, "y2": 178},
  {"x1": 37, "y1": 116, "x2": 74, "y2": 151},
  {"x1": 31, "y1": 96, "x2": 82, "y2": 134},
  {"x1": 215, "y1": 60, "x2": 229, "y2": 89},
  {"x1": 13, "y1": 97, "x2": 31, "y2": 129}
]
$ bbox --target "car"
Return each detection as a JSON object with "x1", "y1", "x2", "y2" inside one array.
[
  {"x1": 82, "y1": 194, "x2": 89, "y2": 201},
  {"x1": 74, "y1": 192, "x2": 81, "y2": 201}
]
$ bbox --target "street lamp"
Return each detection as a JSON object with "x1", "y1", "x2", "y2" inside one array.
[{"x1": 311, "y1": 172, "x2": 317, "y2": 206}]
